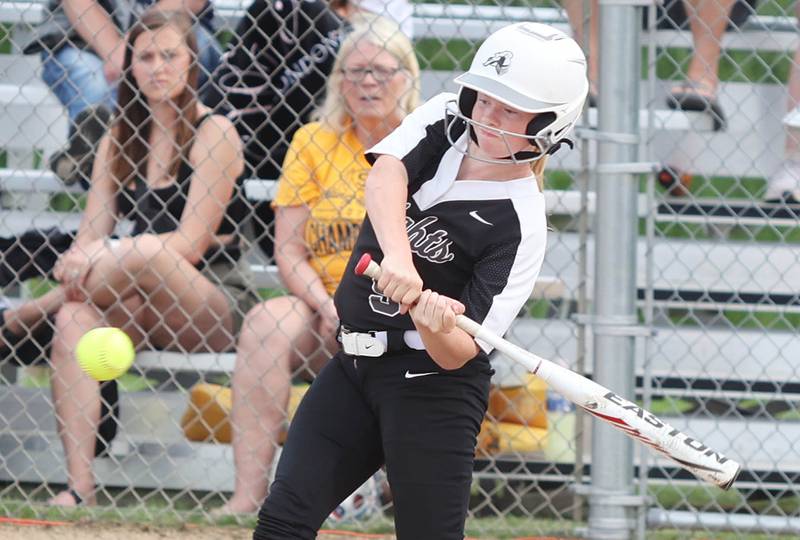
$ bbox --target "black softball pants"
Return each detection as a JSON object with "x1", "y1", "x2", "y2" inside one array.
[{"x1": 253, "y1": 348, "x2": 492, "y2": 539}]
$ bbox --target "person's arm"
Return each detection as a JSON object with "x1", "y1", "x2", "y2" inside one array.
[
  {"x1": 1, "y1": 287, "x2": 66, "y2": 338},
  {"x1": 143, "y1": 114, "x2": 244, "y2": 265},
  {"x1": 365, "y1": 155, "x2": 422, "y2": 312},
  {"x1": 61, "y1": 0, "x2": 125, "y2": 81},
  {"x1": 156, "y1": 0, "x2": 209, "y2": 15},
  {"x1": 53, "y1": 134, "x2": 119, "y2": 294},
  {"x1": 410, "y1": 290, "x2": 479, "y2": 370},
  {"x1": 74, "y1": 134, "x2": 119, "y2": 248},
  {"x1": 270, "y1": 123, "x2": 338, "y2": 319},
  {"x1": 274, "y1": 206, "x2": 335, "y2": 315}
]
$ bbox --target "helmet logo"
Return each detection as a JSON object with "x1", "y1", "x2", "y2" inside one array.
[{"x1": 483, "y1": 51, "x2": 513, "y2": 75}]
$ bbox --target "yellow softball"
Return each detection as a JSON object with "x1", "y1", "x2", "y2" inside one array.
[{"x1": 76, "y1": 327, "x2": 135, "y2": 381}]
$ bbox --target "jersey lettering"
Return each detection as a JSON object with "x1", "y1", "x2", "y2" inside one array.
[
  {"x1": 368, "y1": 281, "x2": 401, "y2": 317},
  {"x1": 405, "y1": 205, "x2": 455, "y2": 264}
]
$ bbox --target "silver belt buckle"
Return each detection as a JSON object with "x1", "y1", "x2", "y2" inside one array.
[{"x1": 340, "y1": 330, "x2": 386, "y2": 357}]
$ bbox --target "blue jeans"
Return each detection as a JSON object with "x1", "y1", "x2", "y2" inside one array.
[{"x1": 41, "y1": 24, "x2": 222, "y2": 122}]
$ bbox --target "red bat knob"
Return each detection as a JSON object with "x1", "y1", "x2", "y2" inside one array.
[{"x1": 354, "y1": 253, "x2": 373, "y2": 276}]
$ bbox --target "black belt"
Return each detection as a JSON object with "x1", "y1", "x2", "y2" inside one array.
[{"x1": 338, "y1": 325, "x2": 425, "y2": 356}]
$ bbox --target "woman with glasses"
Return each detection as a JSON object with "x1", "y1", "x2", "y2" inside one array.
[
  {"x1": 253, "y1": 22, "x2": 588, "y2": 539},
  {"x1": 219, "y1": 16, "x2": 419, "y2": 516},
  {"x1": 204, "y1": 0, "x2": 413, "y2": 261}
]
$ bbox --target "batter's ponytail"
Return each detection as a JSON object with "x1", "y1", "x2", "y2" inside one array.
[{"x1": 532, "y1": 155, "x2": 548, "y2": 191}]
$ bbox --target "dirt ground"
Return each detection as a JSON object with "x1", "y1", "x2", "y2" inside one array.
[{"x1": 0, "y1": 522, "x2": 395, "y2": 539}]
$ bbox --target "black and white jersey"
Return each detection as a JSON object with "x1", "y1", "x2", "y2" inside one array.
[{"x1": 334, "y1": 93, "x2": 548, "y2": 352}]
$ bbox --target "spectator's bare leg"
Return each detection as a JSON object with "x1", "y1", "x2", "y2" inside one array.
[
  {"x1": 681, "y1": 0, "x2": 736, "y2": 95},
  {"x1": 223, "y1": 296, "x2": 336, "y2": 514},
  {"x1": 1, "y1": 286, "x2": 66, "y2": 341},
  {"x1": 785, "y1": 6, "x2": 800, "y2": 158},
  {"x1": 49, "y1": 297, "x2": 145, "y2": 507},
  {"x1": 81, "y1": 235, "x2": 236, "y2": 352},
  {"x1": 563, "y1": 0, "x2": 599, "y2": 94},
  {"x1": 765, "y1": 4, "x2": 800, "y2": 200}
]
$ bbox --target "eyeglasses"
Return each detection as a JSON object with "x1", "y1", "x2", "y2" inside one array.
[{"x1": 340, "y1": 65, "x2": 403, "y2": 83}]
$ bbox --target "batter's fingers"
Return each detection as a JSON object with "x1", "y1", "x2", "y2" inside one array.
[
  {"x1": 425, "y1": 292, "x2": 440, "y2": 324},
  {"x1": 382, "y1": 280, "x2": 400, "y2": 302},
  {"x1": 447, "y1": 298, "x2": 466, "y2": 315},
  {"x1": 390, "y1": 283, "x2": 411, "y2": 305},
  {"x1": 377, "y1": 266, "x2": 399, "y2": 295},
  {"x1": 400, "y1": 287, "x2": 422, "y2": 309},
  {"x1": 436, "y1": 295, "x2": 456, "y2": 333},
  {"x1": 441, "y1": 305, "x2": 456, "y2": 333},
  {"x1": 419, "y1": 290, "x2": 436, "y2": 324}
]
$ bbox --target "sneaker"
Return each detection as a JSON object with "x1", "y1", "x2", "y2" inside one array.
[{"x1": 49, "y1": 105, "x2": 112, "y2": 187}]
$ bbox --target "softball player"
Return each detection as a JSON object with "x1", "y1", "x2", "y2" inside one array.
[{"x1": 253, "y1": 22, "x2": 588, "y2": 539}]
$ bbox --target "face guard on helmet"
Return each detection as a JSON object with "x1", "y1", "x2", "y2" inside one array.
[{"x1": 446, "y1": 22, "x2": 589, "y2": 164}]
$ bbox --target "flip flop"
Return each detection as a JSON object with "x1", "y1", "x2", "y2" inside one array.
[
  {"x1": 67, "y1": 489, "x2": 84, "y2": 505},
  {"x1": 48, "y1": 488, "x2": 88, "y2": 507},
  {"x1": 666, "y1": 81, "x2": 727, "y2": 131},
  {"x1": 764, "y1": 191, "x2": 800, "y2": 205}
]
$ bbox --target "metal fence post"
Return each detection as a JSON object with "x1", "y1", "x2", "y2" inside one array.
[{"x1": 588, "y1": 2, "x2": 643, "y2": 539}]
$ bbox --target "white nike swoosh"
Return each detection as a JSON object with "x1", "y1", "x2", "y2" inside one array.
[
  {"x1": 404, "y1": 370, "x2": 439, "y2": 379},
  {"x1": 469, "y1": 211, "x2": 493, "y2": 226}
]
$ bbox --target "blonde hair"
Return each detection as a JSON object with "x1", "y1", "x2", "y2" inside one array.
[
  {"x1": 532, "y1": 155, "x2": 548, "y2": 191},
  {"x1": 312, "y1": 14, "x2": 420, "y2": 133}
]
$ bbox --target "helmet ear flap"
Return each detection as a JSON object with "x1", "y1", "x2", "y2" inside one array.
[
  {"x1": 526, "y1": 112, "x2": 556, "y2": 139},
  {"x1": 458, "y1": 87, "x2": 478, "y2": 118}
]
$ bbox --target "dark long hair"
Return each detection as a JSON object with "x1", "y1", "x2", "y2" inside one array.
[{"x1": 109, "y1": 10, "x2": 199, "y2": 186}]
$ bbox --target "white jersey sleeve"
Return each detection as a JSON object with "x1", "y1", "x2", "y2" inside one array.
[{"x1": 366, "y1": 93, "x2": 455, "y2": 163}]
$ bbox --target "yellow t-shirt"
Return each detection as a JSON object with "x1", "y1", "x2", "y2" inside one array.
[{"x1": 273, "y1": 122, "x2": 369, "y2": 295}]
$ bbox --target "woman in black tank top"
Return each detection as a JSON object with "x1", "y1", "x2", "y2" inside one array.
[{"x1": 47, "y1": 10, "x2": 258, "y2": 507}]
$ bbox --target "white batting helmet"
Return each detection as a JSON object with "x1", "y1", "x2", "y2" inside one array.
[{"x1": 448, "y1": 22, "x2": 589, "y2": 160}]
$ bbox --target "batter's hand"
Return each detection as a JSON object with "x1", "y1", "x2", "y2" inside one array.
[
  {"x1": 410, "y1": 290, "x2": 465, "y2": 334},
  {"x1": 377, "y1": 254, "x2": 422, "y2": 314}
]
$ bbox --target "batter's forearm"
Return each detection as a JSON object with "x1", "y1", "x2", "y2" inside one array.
[
  {"x1": 416, "y1": 326, "x2": 479, "y2": 370},
  {"x1": 366, "y1": 157, "x2": 411, "y2": 258}
]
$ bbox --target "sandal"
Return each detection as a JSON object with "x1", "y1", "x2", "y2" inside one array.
[
  {"x1": 49, "y1": 487, "x2": 92, "y2": 507},
  {"x1": 68, "y1": 488, "x2": 83, "y2": 505},
  {"x1": 764, "y1": 191, "x2": 800, "y2": 206},
  {"x1": 666, "y1": 80, "x2": 727, "y2": 131}
]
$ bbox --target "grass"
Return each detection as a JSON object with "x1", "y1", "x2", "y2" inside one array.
[
  {"x1": 2, "y1": 488, "x2": 800, "y2": 539},
  {"x1": 0, "y1": 24, "x2": 10, "y2": 55},
  {"x1": 417, "y1": 43, "x2": 796, "y2": 88},
  {"x1": 18, "y1": 367, "x2": 157, "y2": 392},
  {"x1": 641, "y1": 397, "x2": 695, "y2": 416}
]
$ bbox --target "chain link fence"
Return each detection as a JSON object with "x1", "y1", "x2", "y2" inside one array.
[{"x1": 0, "y1": 0, "x2": 798, "y2": 538}]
